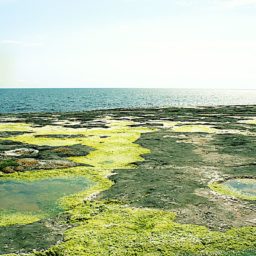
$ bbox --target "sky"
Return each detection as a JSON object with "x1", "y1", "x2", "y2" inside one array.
[{"x1": 0, "y1": 0, "x2": 256, "y2": 88}]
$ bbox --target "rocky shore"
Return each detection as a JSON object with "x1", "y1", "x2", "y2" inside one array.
[{"x1": 0, "y1": 105, "x2": 255, "y2": 255}]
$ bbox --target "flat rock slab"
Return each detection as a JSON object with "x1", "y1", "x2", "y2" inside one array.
[
  {"x1": 1, "y1": 148, "x2": 39, "y2": 157},
  {"x1": 0, "y1": 215, "x2": 70, "y2": 255}
]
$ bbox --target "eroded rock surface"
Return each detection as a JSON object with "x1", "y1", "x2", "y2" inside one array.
[{"x1": 0, "y1": 105, "x2": 255, "y2": 256}]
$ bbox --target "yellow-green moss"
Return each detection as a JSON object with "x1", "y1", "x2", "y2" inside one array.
[
  {"x1": 239, "y1": 118, "x2": 256, "y2": 125},
  {"x1": 0, "y1": 118, "x2": 255, "y2": 256},
  {"x1": 171, "y1": 124, "x2": 218, "y2": 134},
  {"x1": 0, "y1": 212, "x2": 43, "y2": 227},
  {"x1": 162, "y1": 121, "x2": 180, "y2": 128},
  {"x1": 0, "y1": 119, "x2": 154, "y2": 227},
  {"x1": 36, "y1": 202, "x2": 256, "y2": 256},
  {"x1": 0, "y1": 123, "x2": 32, "y2": 132},
  {"x1": 2, "y1": 254, "x2": 21, "y2": 256}
]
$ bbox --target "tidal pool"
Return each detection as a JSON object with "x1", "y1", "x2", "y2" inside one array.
[
  {"x1": 0, "y1": 177, "x2": 91, "y2": 217},
  {"x1": 224, "y1": 179, "x2": 256, "y2": 197},
  {"x1": 215, "y1": 178, "x2": 256, "y2": 201}
]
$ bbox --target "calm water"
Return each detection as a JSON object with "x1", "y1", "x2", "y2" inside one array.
[
  {"x1": 224, "y1": 179, "x2": 256, "y2": 198},
  {"x1": 0, "y1": 177, "x2": 90, "y2": 216},
  {"x1": 0, "y1": 88, "x2": 256, "y2": 113}
]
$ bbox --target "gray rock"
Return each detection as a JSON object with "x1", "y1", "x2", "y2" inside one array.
[{"x1": 2, "y1": 148, "x2": 39, "y2": 157}]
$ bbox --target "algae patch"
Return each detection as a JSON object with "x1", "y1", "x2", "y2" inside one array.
[
  {"x1": 34, "y1": 202, "x2": 256, "y2": 256},
  {"x1": 239, "y1": 118, "x2": 256, "y2": 125},
  {"x1": 171, "y1": 124, "x2": 218, "y2": 133},
  {"x1": 0, "y1": 109, "x2": 255, "y2": 256},
  {"x1": 0, "y1": 118, "x2": 153, "y2": 229}
]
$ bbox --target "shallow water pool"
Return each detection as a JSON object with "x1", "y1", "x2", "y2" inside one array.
[
  {"x1": 224, "y1": 178, "x2": 256, "y2": 198},
  {"x1": 0, "y1": 177, "x2": 91, "y2": 216}
]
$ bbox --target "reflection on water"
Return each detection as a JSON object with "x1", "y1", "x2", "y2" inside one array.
[
  {"x1": 0, "y1": 177, "x2": 90, "y2": 216},
  {"x1": 1, "y1": 88, "x2": 256, "y2": 113},
  {"x1": 224, "y1": 179, "x2": 256, "y2": 197}
]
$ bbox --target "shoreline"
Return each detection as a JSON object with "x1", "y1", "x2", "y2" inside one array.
[
  {"x1": 0, "y1": 105, "x2": 255, "y2": 255},
  {"x1": 1, "y1": 104, "x2": 256, "y2": 116}
]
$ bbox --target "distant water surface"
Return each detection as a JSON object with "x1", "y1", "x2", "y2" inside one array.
[{"x1": 0, "y1": 88, "x2": 255, "y2": 113}]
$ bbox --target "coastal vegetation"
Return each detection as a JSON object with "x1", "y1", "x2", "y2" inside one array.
[{"x1": 0, "y1": 106, "x2": 255, "y2": 255}]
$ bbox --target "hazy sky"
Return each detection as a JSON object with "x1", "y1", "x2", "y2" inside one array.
[{"x1": 0, "y1": 0, "x2": 256, "y2": 88}]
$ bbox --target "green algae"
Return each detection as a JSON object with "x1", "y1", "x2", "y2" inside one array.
[
  {"x1": 239, "y1": 118, "x2": 256, "y2": 125},
  {"x1": 0, "y1": 118, "x2": 154, "y2": 228},
  {"x1": 213, "y1": 134, "x2": 256, "y2": 158},
  {"x1": 223, "y1": 165, "x2": 256, "y2": 177},
  {"x1": 0, "y1": 112, "x2": 255, "y2": 255},
  {"x1": 0, "y1": 159, "x2": 18, "y2": 171},
  {"x1": 0, "y1": 123, "x2": 32, "y2": 132},
  {"x1": 171, "y1": 124, "x2": 218, "y2": 134},
  {"x1": 0, "y1": 212, "x2": 43, "y2": 227},
  {"x1": 33, "y1": 202, "x2": 256, "y2": 256},
  {"x1": 0, "y1": 119, "x2": 153, "y2": 171}
]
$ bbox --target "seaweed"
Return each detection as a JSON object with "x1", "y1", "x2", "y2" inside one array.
[{"x1": 0, "y1": 106, "x2": 255, "y2": 255}]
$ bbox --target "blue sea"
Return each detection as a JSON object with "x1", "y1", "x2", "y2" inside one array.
[{"x1": 0, "y1": 88, "x2": 255, "y2": 113}]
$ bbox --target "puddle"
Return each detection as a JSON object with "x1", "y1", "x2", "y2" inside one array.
[
  {"x1": 224, "y1": 178, "x2": 256, "y2": 198},
  {"x1": 0, "y1": 177, "x2": 91, "y2": 217}
]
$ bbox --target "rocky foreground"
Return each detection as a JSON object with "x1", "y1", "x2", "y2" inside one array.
[{"x1": 0, "y1": 106, "x2": 255, "y2": 256}]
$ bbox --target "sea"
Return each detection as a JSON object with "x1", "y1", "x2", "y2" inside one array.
[{"x1": 0, "y1": 88, "x2": 256, "y2": 114}]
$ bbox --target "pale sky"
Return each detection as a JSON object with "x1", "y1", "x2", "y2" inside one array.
[{"x1": 0, "y1": 0, "x2": 256, "y2": 88}]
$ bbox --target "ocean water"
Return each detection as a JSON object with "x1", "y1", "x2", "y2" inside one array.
[{"x1": 0, "y1": 88, "x2": 255, "y2": 113}]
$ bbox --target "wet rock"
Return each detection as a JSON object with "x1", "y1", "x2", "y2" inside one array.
[
  {"x1": 14, "y1": 166, "x2": 25, "y2": 172},
  {"x1": 35, "y1": 134, "x2": 85, "y2": 138},
  {"x1": 37, "y1": 159, "x2": 78, "y2": 169},
  {"x1": 0, "y1": 131, "x2": 30, "y2": 137},
  {"x1": 17, "y1": 158, "x2": 78, "y2": 170},
  {"x1": 0, "y1": 214, "x2": 71, "y2": 255},
  {"x1": 17, "y1": 158, "x2": 39, "y2": 167},
  {"x1": 2, "y1": 148, "x2": 39, "y2": 158},
  {"x1": 38, "y1": 144, "x2": 93, "y2": 159},
  {"x1": 2, "y1": 166, "x2": 15, "y2": 173}
]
